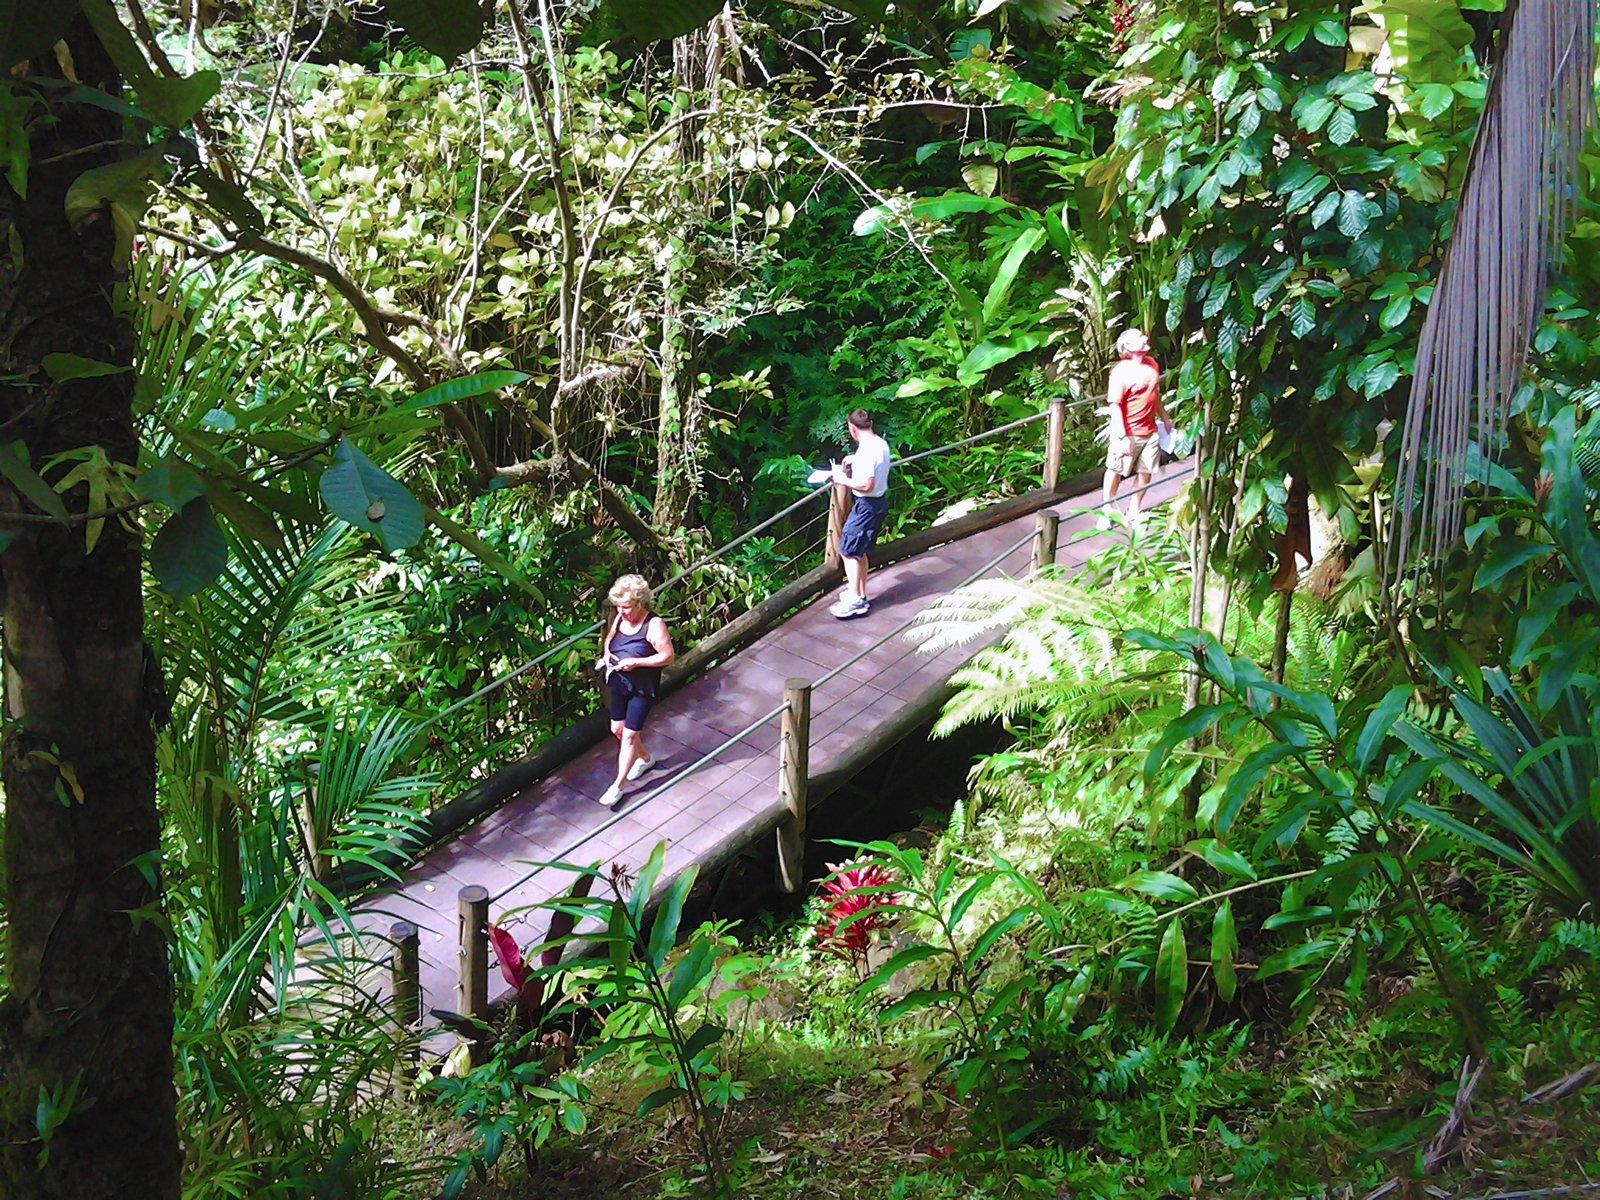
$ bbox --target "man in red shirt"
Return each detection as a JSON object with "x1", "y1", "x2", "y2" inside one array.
[{"x1": 1100, "y1": 327, "x2": 1171, "y2": 529}]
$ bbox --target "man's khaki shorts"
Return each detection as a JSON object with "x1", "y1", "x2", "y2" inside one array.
[{"x1": 1107, "y1": 434, "x2": 1159, "y2": 479}]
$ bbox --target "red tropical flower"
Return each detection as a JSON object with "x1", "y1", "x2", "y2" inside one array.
[
  {"x1": 488, "y1": 923, "x2": 528, "y2": 993},
  {"x1": 814, "y1": 861, "x2": 897, "y2": 965}
]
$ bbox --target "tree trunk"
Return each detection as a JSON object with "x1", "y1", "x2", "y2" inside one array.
[
  {"x1": 1268, "y1": 473, "x2": 1310, "y2": 691},
  {"x1": 0, "y1": 19, "x2": 181, "y2": 1199},
  {"x1": 651, "y1": 26, "x2": 722, "y2": 532},
  {"x1": 1269, "y1": 587, "x2": 1294, "y2": 687},
  {"x1": 653, "y1": 231, "x2": 705, "y2": 530},
  {"x1": 1179, "y1": 393, "x2": 1217, "y2": 828}
]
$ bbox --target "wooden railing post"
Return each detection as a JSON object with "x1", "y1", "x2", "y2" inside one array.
[
  {"x1": 390, "y1": 919, "x2": 420, "y2": 1049},
  {"x1": 823, "y1": 482, "x2": 852, "y2": 574},
  {"x1": 457, "y1": 885, "x2": 489, "y2": 1063},
  {"x1": 1031, "y1": 510, "x2": 1059, "y2": 576},
  {"x1": 1043, "y1": 397, "x2": 1066, "y2": 492},
  {"x1": 776, "y1": 677, "x2": 812, "y2": 894}
]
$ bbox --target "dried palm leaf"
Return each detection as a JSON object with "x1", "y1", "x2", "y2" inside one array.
[{"x1": 1390, "y1": 0, "x2": 1596, "y2": 575}]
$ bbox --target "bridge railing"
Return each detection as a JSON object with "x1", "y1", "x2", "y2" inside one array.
[
  {"x1": 416, "y1": 399, "x2": 1090, "y2": 803},
  {"x1": 423, "y1": 465, "x2": 1191, "y2": 1038}
]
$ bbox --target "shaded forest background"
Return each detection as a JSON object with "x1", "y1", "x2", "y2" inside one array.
[{"x1": 4, "y1": 0, "x2": 1600, "y2": 1197}]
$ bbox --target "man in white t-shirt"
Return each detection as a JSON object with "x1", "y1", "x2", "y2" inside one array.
[{"x1": 829, "y1": 408, "x2": 892, "y2": 619}]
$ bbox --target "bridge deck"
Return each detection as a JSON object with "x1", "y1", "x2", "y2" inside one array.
[{"x1": 349, "y1": 469, "x2": 1184, "y2": 1023}]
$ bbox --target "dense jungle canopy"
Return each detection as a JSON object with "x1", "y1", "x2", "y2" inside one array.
[{"x1": 4, "y1": 0, "x2": 1600, "y2": 1197}]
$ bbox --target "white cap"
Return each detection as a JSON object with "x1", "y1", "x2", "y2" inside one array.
[{"x1": 1115, "y1": 328, "x2": 1149, "y2": 356}]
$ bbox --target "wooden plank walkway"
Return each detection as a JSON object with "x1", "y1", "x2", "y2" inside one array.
[{"x1": 346, "y1": 468, "x2": 1187, "y2": 1026}]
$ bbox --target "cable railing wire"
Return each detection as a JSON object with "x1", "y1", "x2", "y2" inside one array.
[
  {"x1": 810, "y1": 466, "x2": 1194, "y2": 694},
  {"x1": 895, "y1": 410, "x2": 1046, "y2": 467},
  {"x1": 891, "y1": 394, "x2": 1101, "y2": 469},
  {"x1": 488, "y1": 702, "x2": 787, "y2": 905},
  {"x1": 426, "y1": 406, "x2": 1076, "y2": 732},
  {"x1": 657, "y1": 512, "x2": 829, "y2": 617}
]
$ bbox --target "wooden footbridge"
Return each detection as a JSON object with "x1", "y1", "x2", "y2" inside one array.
[{"x1": 331, "y1": 400, "x2": 1188, "y2": 1042}]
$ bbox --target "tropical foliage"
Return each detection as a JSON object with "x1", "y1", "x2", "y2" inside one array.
[{"x1": 4, "y1": 0, "x2": 1600, "y2": 1198}]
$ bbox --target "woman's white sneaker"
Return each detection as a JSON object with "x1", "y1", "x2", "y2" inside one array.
[
  {"x1": 626, "y1": 755, "x2": 655, "y2": 782},
  {"x1": 599, "y1": 782, "x2": 624, "y2": 808}
]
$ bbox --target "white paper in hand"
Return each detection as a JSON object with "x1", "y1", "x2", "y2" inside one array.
[
  {"x1": 1157, "y1": 423, "x2": 1175, "y2": 455},
  {"x1": 806, "y1": 468, "x2": 832, "y2": 486}
]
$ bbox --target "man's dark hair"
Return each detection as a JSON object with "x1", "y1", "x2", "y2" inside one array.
[{"x1": 846, "y1": 408, "x2": 873, "y2": 432}]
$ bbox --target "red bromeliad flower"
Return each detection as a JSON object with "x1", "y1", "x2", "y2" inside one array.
[{"x1": 814, "y1": 861, "x2": 897, "y2": 965}]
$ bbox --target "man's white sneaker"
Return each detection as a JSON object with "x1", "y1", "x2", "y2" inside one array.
[
  {"x1": 599, "y1": 782, "x2": 624, "y2": 808},
  {"x1": 831, "y1": 596, "x2": 870, "y2": 620},
  {"x1": 1095, "y1": 514, "x2": 1112, "y2": 532},
  {"x1": 626, "y1": 755, "x2": 655, "y2": 782}
]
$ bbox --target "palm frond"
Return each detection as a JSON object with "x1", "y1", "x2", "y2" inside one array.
[{"x1": 1392, "y1": 0, "x2": 1597, "y2": 570}]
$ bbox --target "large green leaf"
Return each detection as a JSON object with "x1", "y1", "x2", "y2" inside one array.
[
  {"x1": 645, "y1": 869, "x2": 695, "y2": 972},
  {"x1": 0, "y1": 86, "x2": 26, "y2": 199},
  {"x1": 381, "y1": 0, "x2": 487, "y2": 62},
  {"x1": 1211, "y1": 900, "x2": 1238, "y2": 1003},
  {"x1": 0, "y1": 0, "x2": 81, "y2": 70},
  {"x1": 1154, "y1": 916, "x2": 1187, "y2": 1031},
  {"x1": 955, "y1": 333, "x2": 1048, "y2": 386},
  {"x1": 190, "y1": 167, "x2": 265, "y2": 234},
  {"x1": 635, "y1": 1085, "x2": 686, "y2": 1116},
  {"x1": 317, "y1": 438, "x2": 425, "y2": 552},
  {"x1": 982, "y1": 226, "x2": 1045, "y2": 325},
  {"x1": 1116, "y1": 870, "x2": 1199, "y2": 903},
  {"x1": 64, "y1": 150, "x2": 168, "y2": 262},
  {"x1": 0, "y1": 441, "x2": 68, "y2": 521},
  {"x1": 150, "y1": 498, "x2": 228, "y2": 598},
  {"x1": 393, "y1": 370, "x2": 530, "y2": 417},
  {"x1": 80, "y1": 0, "x2": 219, "y2": 127},
  {"x1": 1369, "y1": 0, "x2": 1474, "y2": 86},
  {"x1": 666, "y1": 937, "x2": 717, "y2": 1009},
  {"x1": 1354, "y1": 684, "x2": 1413, "y2": 771},
  {"x1": 607, "y1": 0, "x2": 723, "y2": 43},
  {"x1": 627, "y1": 840, "x2": 669, "y2": 932},
  {"x1": 853, "y1": 192, "x2": 1013, "y2": 236},
  {"x1": 1254, "y1": 938, "x2": 1336, "y2": 982},
  {"x1": 1185, "y1": 838, "x2": 1257, "y2": 881},
  {"x1": 41, "y1": 353, "x2": 128, "y2": 383},
  {"x1": 1143, "y1": 703, "x2": 1232, "y2": 781},
  {"x1": 133, "y1": 456, "x2": 205, "y2": 511},
  {"x1": 609, "y1": 0, "x2": 885, "y2": 41},
  {"x1": 858, "y1": 943, "x2": 946, "y2": 994}
]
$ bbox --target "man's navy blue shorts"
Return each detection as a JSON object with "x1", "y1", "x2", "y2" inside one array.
[{"x1": 839, "y1": 494, "x2": 889, "y2": 559}]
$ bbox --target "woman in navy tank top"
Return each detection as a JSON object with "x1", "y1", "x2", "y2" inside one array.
[{"x1": 597, "y1": 575, "x2": 675, "y2": 808}]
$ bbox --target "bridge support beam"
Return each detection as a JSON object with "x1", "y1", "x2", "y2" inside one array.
[
  {"x1": 777, "y1": 677, "x2": 812, "y2": 894},
  {"x1": 457, "y1": 885, "x2": 490, "y2": 1064},
  {"x1": 1031, "y1": 510, "x2": 1059, "y2": 576},
  {"x1": 390, "y1": 920, "x2": 421, "y2": 1055},
  {"x1": 1044, "y1": 397, "x2": 1066, "y2": 492}
]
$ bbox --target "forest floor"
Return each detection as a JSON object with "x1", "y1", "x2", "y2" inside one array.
[{"x1": 465, "y1": 1030, "x2": 1600, "y2": 1200}]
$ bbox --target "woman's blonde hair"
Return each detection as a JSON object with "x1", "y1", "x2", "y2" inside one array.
[{"x1": 608, "y1": 574, "x2": 654, "y2": 612}]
